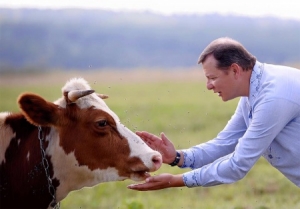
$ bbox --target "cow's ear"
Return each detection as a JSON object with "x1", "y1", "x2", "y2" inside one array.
[{"x1": 18, "y1": 93, "x2": 59, "y2": 126}]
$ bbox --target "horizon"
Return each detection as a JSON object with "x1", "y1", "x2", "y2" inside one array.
[{"x1": 1, "y1": 0, "x2": 300, "y2": 21}]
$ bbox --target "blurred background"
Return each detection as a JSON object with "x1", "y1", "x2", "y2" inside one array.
[
  {"x1": 1, "y1": 1, "x2": 300, "y2": 209},
  {"x1": 0, "y1": 0, "x2": 300, "y2": 73}
]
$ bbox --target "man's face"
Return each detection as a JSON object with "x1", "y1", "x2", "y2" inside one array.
[{"x1": 202, "y1": 55, "x2": 240, "y2": 102}]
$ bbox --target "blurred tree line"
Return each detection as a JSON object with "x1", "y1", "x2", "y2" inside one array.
[{"x1": 0, "y1": 9, "x2": 299, "y2": 72}]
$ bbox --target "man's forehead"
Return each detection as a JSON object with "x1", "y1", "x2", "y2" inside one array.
[
  {"x1": 202, "y1": 54, "x2": 217, "y2": 66},
  {"x1": 202, "y1": 57, "x2": 220, "y2": 76}
]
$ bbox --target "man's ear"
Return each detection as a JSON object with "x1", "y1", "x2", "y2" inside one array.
[{"x1": 231, "y1": 63, "x2": 242, "y2": 79}]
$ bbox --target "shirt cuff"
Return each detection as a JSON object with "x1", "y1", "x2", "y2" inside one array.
[
  {"x1": 182, "y1": 170, "x2": 202, "y2": 187},
  {"x1": 179, "y1": 149, "x2": 196, "y2": 169}
]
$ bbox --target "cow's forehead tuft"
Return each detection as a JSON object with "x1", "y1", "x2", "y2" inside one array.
[
  {"x1": 54, "y1": 78, "x2": 120, "y2": 122},
  {"x1": 62, "y1": 77, "x2": 91, "y2": 93}
]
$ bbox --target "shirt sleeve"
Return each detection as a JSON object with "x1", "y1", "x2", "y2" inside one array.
[
  {"x1": 180, "y1": 98, "x2": 246, "y2": 169},
  {"x1": 182, "y1": 97, "x2": 297, "y2": 187}
]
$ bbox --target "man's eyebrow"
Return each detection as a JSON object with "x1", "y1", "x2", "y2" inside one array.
[{"x1": 206, "y1": 74, "x2": 215, "y2": 78}]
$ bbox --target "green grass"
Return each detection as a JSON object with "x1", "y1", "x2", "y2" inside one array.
[{"x1": 1, "y1": 72, "x2": 299, "y2": 209}]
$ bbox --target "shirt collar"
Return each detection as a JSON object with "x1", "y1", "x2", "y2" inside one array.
[{"x1": 248, "y1": 61, "x2": 264, "y2": 103}]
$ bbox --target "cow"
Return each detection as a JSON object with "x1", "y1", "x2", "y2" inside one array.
[{"x1": 0, "y1": 78, "x2": 162, "y2": 209}]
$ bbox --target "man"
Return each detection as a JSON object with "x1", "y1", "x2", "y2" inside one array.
[{"x1": 128, "y1": 37, "x2": 300, "y2": 190}]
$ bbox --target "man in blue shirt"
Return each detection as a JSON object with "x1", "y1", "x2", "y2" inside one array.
[{"x1": 128, "y1": 37, "x2": 300, "y2": 190}]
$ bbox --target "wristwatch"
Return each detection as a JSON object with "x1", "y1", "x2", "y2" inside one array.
[{"x1": 169, "y1": 151, "x2": 181, "y2": 166}]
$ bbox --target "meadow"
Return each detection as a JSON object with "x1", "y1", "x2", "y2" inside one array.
[{"x1": 0, "y1": 69, "x2": 299, "y2": 209}]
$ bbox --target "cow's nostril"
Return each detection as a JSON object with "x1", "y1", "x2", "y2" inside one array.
[{"x1": 151, "y1": 154, "x2": 162, "y2": 170}]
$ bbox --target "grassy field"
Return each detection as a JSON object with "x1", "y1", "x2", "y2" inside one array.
[{"x1": 1, "y1": 70, "x2": 299, "y2": 209}]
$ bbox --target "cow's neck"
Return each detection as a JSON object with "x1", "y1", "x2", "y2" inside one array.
[{"x1": 0, "y1": 114, "x2": 57, "y2": 208}]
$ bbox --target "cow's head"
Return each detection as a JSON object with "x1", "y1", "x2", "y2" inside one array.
[{"x1": 18, "y1": 78, "x2": 162, "y2": 199}]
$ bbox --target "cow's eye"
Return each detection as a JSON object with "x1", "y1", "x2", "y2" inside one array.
[{"x1": 97, "y1": 120, "x2": 107, "y2": 127}]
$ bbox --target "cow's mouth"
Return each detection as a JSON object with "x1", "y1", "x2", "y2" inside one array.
[
  {"x1": 131, "y1": 168, "x2": 151, "y2": 181},
  {"x1": 127, "y1": 154, "x2": 162, "y2": 181}
]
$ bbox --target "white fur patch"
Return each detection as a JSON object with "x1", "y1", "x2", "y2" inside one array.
[
  {"x1": 54, "y1": 78, "x2": 113, "y2": 111},
  {"x1": 45, "y1": 128, "x2": 124, "y2": 201},
  {"x1": 117, "y1": 124, "x2": 158, "y2": 168},
  {"x1": 0, "y1": 112, "x2": 15, "y2": 164},
  {"x1": 26, "y1": 151, "x2": 30, "y2": 161}
]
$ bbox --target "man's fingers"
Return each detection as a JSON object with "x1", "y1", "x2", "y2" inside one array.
[
  {"x1": 161, "y1": 132, "x2": 172, "y2": 146},
  {"x1": 137, "y1": 131, "x2": 161, "y2": 142},
  {"x1": 127, "y1": 181, "x2": 152, "y2": 191},
  {"x1": 127, "y1": 178, "x2": 161, "y2": 191},
  {"x1": 136, "y1": 131, "x2": 142, "y2": 136},
  {"x1": 136, "y1": 131, "x2": 151, "y2": 139}
]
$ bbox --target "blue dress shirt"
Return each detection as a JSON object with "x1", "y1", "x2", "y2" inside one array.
[{"x1": 181, "y1": 61, "x2": 300, "y2": 187}]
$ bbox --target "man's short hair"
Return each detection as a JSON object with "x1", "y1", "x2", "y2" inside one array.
[{"x1": 198, "y1": 37, "x2": 256, "y2": 71}]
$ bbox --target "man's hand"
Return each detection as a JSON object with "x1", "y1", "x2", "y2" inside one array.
[
  {"x1": 136, "y1": 131, "x2": 177, "y2": 164},
  {"x1": 127, "y1": 173, "x2": 184, "y2": 191}
]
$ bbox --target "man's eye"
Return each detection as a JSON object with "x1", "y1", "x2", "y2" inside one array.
[{"x1": 97, "y1": 120, "x2": 107, "y2": 127}]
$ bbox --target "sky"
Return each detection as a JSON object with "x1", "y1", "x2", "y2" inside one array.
[{"x1": 0, "y1": 0, "x2": 300, "y2": 21}]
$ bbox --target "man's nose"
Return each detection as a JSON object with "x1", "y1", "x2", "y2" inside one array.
[{"x1": 206, "y1": 80, "x2": 214, "y2": 90}]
